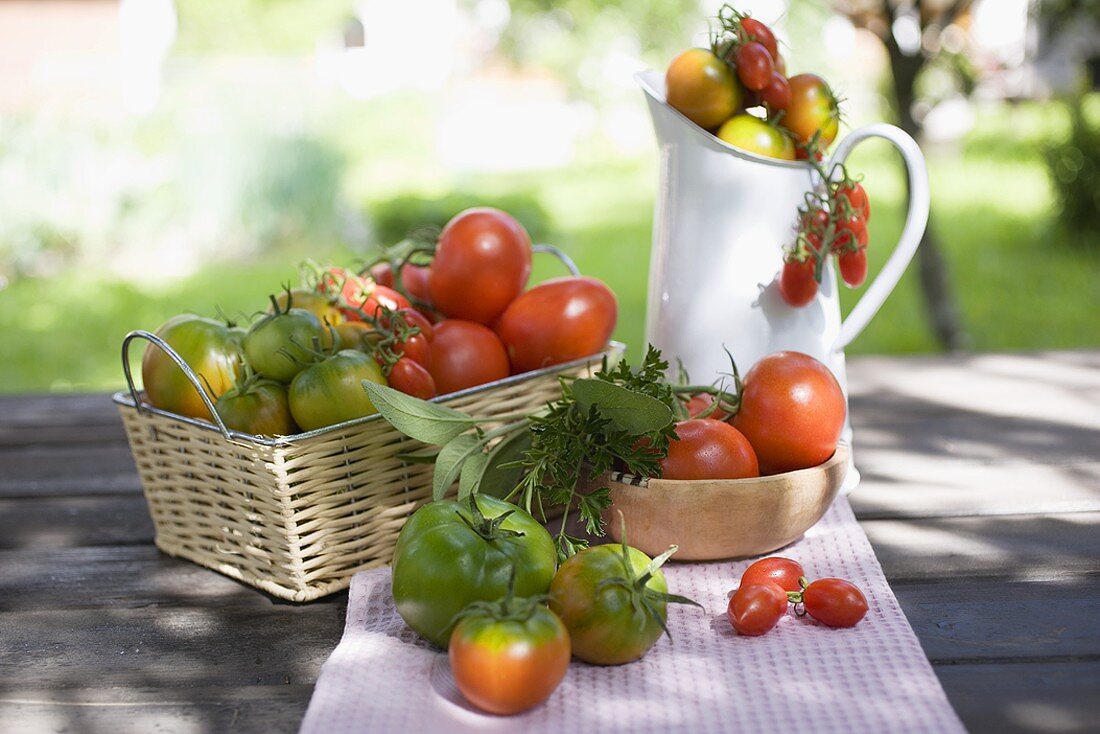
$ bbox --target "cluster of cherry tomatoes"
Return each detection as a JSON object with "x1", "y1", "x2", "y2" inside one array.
[
  {"x1": 779, "y1": 176, "x2": 873, "y2": 308},
  {"x1": 728, "y1": 556, "x2": 869, "y2": 636},
  {"x1": 662, "y1": 351, "x2": 847, "y2": 480},
  {"x1": 140, "y1": 207, "x2": 618, "y2": 436},
  {"x1": 665, "y1": 5, "x2": 840, "y2": 161}
]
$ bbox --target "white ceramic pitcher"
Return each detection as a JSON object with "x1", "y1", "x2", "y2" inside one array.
[{"x1": 637, "y1": 70, "x2": 930, "y2": 490}]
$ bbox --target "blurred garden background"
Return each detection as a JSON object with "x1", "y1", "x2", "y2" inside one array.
[{"x1": 1, "y1": 0, "x2": 1098, "y2": 392}]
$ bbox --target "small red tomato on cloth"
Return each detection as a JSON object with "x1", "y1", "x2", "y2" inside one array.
[
  {"x1": 741, "y1": 557, "x2": 805, "y2": 593},
  {"x1": 728, "y1": 582, "x2": 789, "y2": 636},
  {"x1": 802, "y1": 578, "x2": 869, "y2": 628}
]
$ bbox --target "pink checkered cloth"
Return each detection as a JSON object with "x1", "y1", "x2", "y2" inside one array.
[{"x1": 300, "y1": 496, "x2": 965, "y2": 733}]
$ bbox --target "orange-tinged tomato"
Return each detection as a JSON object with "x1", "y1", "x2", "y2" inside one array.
[
  {"x1": 780, "y1": 74, "x2": 840, "y2": 147},
  {"x1": 665, "y1": 48, "x2": 743, "y2": 130},
  {"x1": 142, "y1": 315, "x2": 244, "y2": 420},
  {"x1": 717, "y1": 114, "x2": 796, "y2": 160}
]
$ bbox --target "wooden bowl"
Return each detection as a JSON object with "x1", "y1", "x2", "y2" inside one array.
[{"x1": 599, "y1": 444, "x2": 849, "y2": 561}]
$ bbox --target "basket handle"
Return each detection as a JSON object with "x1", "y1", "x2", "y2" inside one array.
[
  {"x1": 532, "y1": 243, "x2": 581, "y2": 276},
  {"x1": 122, "y1": 329, "x2": 234, "y2": 440}
]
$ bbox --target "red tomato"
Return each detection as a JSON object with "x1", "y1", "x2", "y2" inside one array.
[
  {"x1": 741, "y1": 557, "x2": 805, "y2": 593},
  {"x1": 428, "y1": 208, "x2": 532, "y2": 324},
  {"x1": 495, "y1": 276, "x2": 617, "y2": 374},
  {"x1": 665, "y1": 48, "x2": 743, "y2": 130},
  {"x1": 778, "y1": 259, "x2": 818, "y2": 308},
  {"x1": 760, "y1": 72, "x2": 792, "y2": 112},
  {"x1": 368, "y1": 262, "x2": 395, "y2": 289},
  {"x1": 837, "y1": 182, "x2": 871, "y2": 220},
  {"x1": 774, "y1": 53, "x2": 786, "y2": 76},
  {"x1": 391, "y1": 332, "x2": 432, "y2": 369},
  {"x1": 660, "y1": 419, "x2": 759, "y2": 480},
  {"x1": 781, "y1": 74, "x2": 840, "y2": 147},
  {"x1": 727, "y1": 582, "x2": 788, "y2": 636},
  {"x1": 342, "y1": 282, "x2": 411, "y2": 322},
  {"x1": 400, "y1": 262, "x2": 433, "y2": 305},
  {"x1": 732, "y1": 352, "x2": 846, "y2": 474},
  {"x1": 735, "y1": 42, "x2": 774, "y2": 92},
  {"x1": 685, "y1": 393, "x2": 729, "y2": 420},
  {"x1": 800, "y1": 207, "x2": 829, "y2": 235},
  {"x1": 388, "y1": 357, "x2": 436, "y2": 399},
  {"x1": 833, "y1": 213, "x2": 868, "y2": 252},
  {"x1": 430, "y1": 320, "x2": 510, "y2": 394},
  {"x1": 740, "y1": 17, "x2": 778, "y2": 60},
  {"x1": 803, "y1": 578, "x2": 868, "y2": 628},
  {"x1": 839, "y1": 249, "x2": 868, "y2": 287},
  {"x1": 394, "y1": 308, "x2": 434, "y2": 341}
]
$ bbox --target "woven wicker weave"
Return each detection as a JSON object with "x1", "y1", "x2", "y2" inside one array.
[{"x1": 115, "y1": 335, "x2": 622, "y2": 602}]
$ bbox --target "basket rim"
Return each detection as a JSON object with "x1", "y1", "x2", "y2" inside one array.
[{"x1": 114, "y1": 340, "x2": 626, "y2": 448}]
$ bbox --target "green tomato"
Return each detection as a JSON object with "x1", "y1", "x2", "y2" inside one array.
[
  {"x1": 287, "y1": 350, "x2": 386, "y2": 431},
  {"x1": 548, "y1": 544, "x2": 670, "y2": 665},
  {"x1": 214, "y1": 379, "x2": 297, "y2": 436},
  {"x1": 716, "y1": 113, "x2": 796, "y2": 161},
  {"x1": 391, "y1": 495, "x2": 558, "y2": 649},
  {"x1": 243, "y1": 306, "x2": 326, "y2": 383},
  {"x1": 141, "y1": 315, "x2": 244, "y2": 420}
]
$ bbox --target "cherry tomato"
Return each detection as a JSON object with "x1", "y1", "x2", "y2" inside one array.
[
  {"x1": 660, "y1": 419, "x2": 759, "y2": 480},
  {"x1": 837, "y1": 182, "x2": 871, "y2": 220},
  {"x1": 665, "y1": 48, "x2": 743, "y2": 130},
  {"x1": 740, "y1": 17, "x2": 778, "y2": 60},
  {"x1": 741, "y1": 557, "x2": 805, "y2": 593},
  {"x1": 368, "y1": 262, "x2": 395, "y2": 289},
  {"x1": 839, "y1": 248, "x2": 868, "y2": 287},
  {"x1": 803, "y1": 578, "x2": 868, "y2": 628},
  {"x1": 342, "y1": 282, "x2": 410, "y2": 323},
  {"x1": 430, "y1": 320, "x2": 510, "y2": 394},
  {"x1": 760, "y1": 72, "x2": 792, "y2": 112},
  {"x1": 833, "y1": 212, "x2": 868, "y2": 252},
  {"x1": 388, "y1": 331, "x2": 432, "y2": 370},
  {"x1": 727, "y1": 582, "x2": 788, "y2": 636},
  {"x1": 428, "y1": 208, "x2": 532, "y2": 325},
  {"x1": 142, "y1": 315, "x2": 244, "y2": 419},
  {"x1": 449, "y1": 603, "x2": 570, "y2": 716},
  {"x1": 215, "y1": 378, "x2": 297, "y2": 436},
  {"x1": 778, "y1": 258, "x2": 818, "y2": 307},
  {"x1": 734, "y1": 42, "x2": 774, "y2": 92},
  {"x1": 400, "y1": 262, "x2": 433, "y2": 305},
  {"x1": 495, "y1": 276, "x2": 617, "y2": 374},
  {"x1": 685, "y1": 392, "x2": 729, "y2": 420},
  {"x1": 732, "y1": 352, "x2": 846, "y2": 475},
  {"x1": 781, "y1": 73, "x2": 840, "y2": 148},
  {"x1": 394, "y1": 308, "x2": 434, "y2": 341},
  {"x1": 717, "y1": 114, "x2": 795, "y2": 160},
  {"x1": 387, "y1": 357, "x2": 436, "y2": 399}
]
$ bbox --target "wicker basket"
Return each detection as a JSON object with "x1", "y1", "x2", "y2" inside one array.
[{"x1": 114, "y1": 329, "x2": 624, "y2": 602}]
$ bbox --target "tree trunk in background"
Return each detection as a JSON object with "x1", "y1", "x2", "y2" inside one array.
[{"x1": 885, "y1": 24, "x2": 970, "y2": 352}]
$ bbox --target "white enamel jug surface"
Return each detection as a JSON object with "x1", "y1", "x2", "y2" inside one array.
[{"x1": 637, "y1": 70, "x2": 930, "y2": 491}]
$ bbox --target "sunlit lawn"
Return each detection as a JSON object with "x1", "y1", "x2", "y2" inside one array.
[{"x1": 2, "y1": 103, "x2": 1098, "y2": 393}]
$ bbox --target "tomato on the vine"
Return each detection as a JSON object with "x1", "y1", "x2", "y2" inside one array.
[
  {"x1": 429, "y1": 320, "x2": 510, "y2": 394},
  {"x1": 741, "y1": 557, "x2": 805, "y2": 593},
  {"x1": 382, "y1": 331, "x2": 431, "y2": 370},
  {"x1": 449, "y1": 596, "x2": 570, "y2": 716},
  {"x1": 495, "y1": 276, "x2": 617, "y2": 374},
  {"x1": 428, "y1": 208, "x2": 532, "y2": 325},
  {"x1": 837, "y1": 182, "x2": 871, "y2": 220},
  {"x1": 760, "y1": 72, "x2": 792, "y2": 112},
  {"x1": 387, "y1": 357, "x2": 436, "y2": 399},
  {"x1": 802, "y1": 578, "x2": 868, "y2": 628},
  {"x1": 142, "y1": 315, "x2": 244, "y2": 419},
  {"x1": 665, "y1": 48, "x2": 743, "y2": 130},
  {"x1": 368, "y1": 262, "x2": 395, "y2": 289},
  {"x1": 400, "y1": 263, "x2": 432, "y2": 305},
  {"x1": 839, "y1": 248, "x2": 868, "y2": 288},
  {"x1": 833, "y1": 212, "x2": 868, "y2": 252},
  {"x1": 734, "y1": 42, "x2": 774, "y2": 91},
  {"x1": 732, "y1": 352, "x2": 846, "y2": 474},
  {"x1": 660, "y1": 419, "x2": 759, "y2": 480},
  {"x1": 778, "y1": 258, "x2": 818, "y2": 307},
  {"x1": 740, "y1": 17, "x2": 778, "y2": 60},
  {"x1": 727, "y1": 582, "x2": 788, "y2": 636},
  {"x1": 781, "y1": 73, "x2": 840, "y2": 148},
  {"x1": 342, "y1": 282, "x2": 410, "y2": 323},
  {"x1": 717, "y1": 114, "x2": 795, "y2": 160}
]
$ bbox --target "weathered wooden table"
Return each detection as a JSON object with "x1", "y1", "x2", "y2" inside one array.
[{"x1": 2, "y1": 351, "x2": 1098, "y2": 733}]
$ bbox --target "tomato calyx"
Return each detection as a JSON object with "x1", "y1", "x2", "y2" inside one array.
[
  {"x1": 670, "y1": 348, "x2": 744, "y2": 421},
  {"x1": 785, "y1": 575, "x2": 812, "y2": 608},
  {"x1": 455, "y1": 493, "x2": 527, "y2": 544},
  {"x1": 362, "y1": 304, "x2": 429, "y2": 376},
  {"x1": 451, "y1": 567, "x2": 546, "y2": 629}
]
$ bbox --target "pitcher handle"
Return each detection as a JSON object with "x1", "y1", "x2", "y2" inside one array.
[{"x1": 827, "y1": 123, "x2": 930, "y2": 352}]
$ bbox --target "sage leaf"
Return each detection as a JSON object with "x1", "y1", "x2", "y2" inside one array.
[
  {"x1": 433, "y1": 434, "x2": 484, "y2": 501},
  {"x1": 478, "y1": 429, "x2": 534, "y2": 499},
  {"x1": 571, "y1": 378, "x2": 674, "y2": 434},
  {"x1": 397, "y1": 445, "x2": 441, "y2": 464},
  {"x1": 458, "y1": 449, "x2": 489, "y2": 500},
  {"x1": 362, "y1": 381, "x2": 478, "y2": 445}
]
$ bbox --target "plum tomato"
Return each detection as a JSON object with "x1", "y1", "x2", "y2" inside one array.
[
  {"x1": 734, "y1": 41, "x2": 774, "y2": 92},
  {"x1": 717, "y1": 114, "x2": 796, "y2": 160},
  {"x1": 449, "y1": 599, "x2": 570, "y2": 716},
  {"x1": 214, "y1": 377, "x2": 297, "y2": 436},
  {"x1": 781, "y1": 73, "x2": 840, "y2": 148},
  {"x1": 428, "y1": 208, "x2": 532, "y2": 325},
  {"x1": 368, "y1": 261, "x2": 395, "y2": 289},
  {"x1": 760, "y1": 72, "x2": 792, "y2": 112},
  {"x1": 142, "y1": 315, "x2": 244, "y2": 419},
  {"x1": 740, "y1": 17, "x2": 778, "y2": 60},
  {"x1": 740, "y1": 557, "x2": 805, "y2": 593},
  {"x1": 839, "y1": 248, "x2": 868, "y2": 288},
  {"x1": 287, "y1": 349, "x2": 387, "y2": 431},
  {"x1": 387, "y1": 357, "x2": 436, "y2": 399},
  {"x1": 495, "y1": 276, "x2": 617, "y2": 374},
  {"x1": 837, "y1": 181, "x2": 871, "y2": 220},
  {"x1": 732, "y1": 352, "x2": 846, "y2": 474},
  {"x1": 833, "y1": 212, "x2": 869, "y2": 252},
  {"x1": 665, "y1": 48, "x2": 743, "y2": 130},
  {"x1": 429, "y1": 320, "x2": 510, "y2": 394},
  {"x1": 802, "y1": 578, "x2": 869, "y2": 628},
  {"x1": 778, "y1": 258, "x2": 818, "y2": 307},
  {"x1": 727, "y1": 582, "x2": 788, "y2": 636},
  {"x1": 660, "y1": 419, "x2": 759, "y2": 480}
]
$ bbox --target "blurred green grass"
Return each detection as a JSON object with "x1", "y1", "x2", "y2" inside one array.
[{"x1": 2, "y1": 102, "x2": 1098, "y2": 393}]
